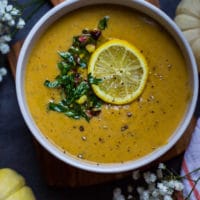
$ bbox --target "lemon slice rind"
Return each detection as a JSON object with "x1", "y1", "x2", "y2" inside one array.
[{"x1": 88, "y1": 39, "x2": 148, "y2": 105}]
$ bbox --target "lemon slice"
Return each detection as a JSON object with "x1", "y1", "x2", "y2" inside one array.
[{"x1": 88, "y1": 39, "x2": 148, "y2": 105}]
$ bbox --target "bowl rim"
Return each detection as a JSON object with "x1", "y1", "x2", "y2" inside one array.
[{"x1": 16, "y1": 0, "x2": 199, "y2": 173}]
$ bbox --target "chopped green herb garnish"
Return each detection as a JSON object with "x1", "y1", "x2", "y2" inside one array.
[
  {"x1": 88, "y1": 73, "x2": 102, "y2": 85},
  {"x1": 44, "y1": 16, "x2": 109, "y2": 121},
  {"x1": 98, "y1": 16, "x2": 109, "y2": 30}
]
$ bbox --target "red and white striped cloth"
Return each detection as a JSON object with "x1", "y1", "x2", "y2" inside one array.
[{"x1": 181, "y1": 118, "x2": 200, "y2": 199}]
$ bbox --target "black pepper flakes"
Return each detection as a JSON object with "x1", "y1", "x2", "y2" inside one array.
[
  {"x1": 79, "y1": 125, "x2": 84, "y2": 132},
  {"x1": 98, "y1": 137, "x2": 105, "y2": 143},
  {"x1": 127, "y1": 112, "x2": 132, "y2": 117},
  {"x1": 121, "y1": 125, "x2": 129, "y2": 132}
]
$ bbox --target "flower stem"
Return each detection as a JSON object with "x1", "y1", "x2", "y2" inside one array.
[
  {"x1": 180, "y1": 167, "x2": 200, "y2": 179},
  {"x1": 184, "y1": 176, "x2": 200, "y2": 200}
]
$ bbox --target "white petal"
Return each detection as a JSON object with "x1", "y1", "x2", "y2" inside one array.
[
  {"x1": 0, "y1": 35, "x2": 11, "y2": 42},
  {"x1": 3, "y1": 13, "x2": 12, "y2": 21},
  {"x1": 8, "y1": 19, "x2": 15, "y2": 26},
  {"x1": 164, "y1": 195, "x2": 173, "y2": 200},
  {"x1": 158, "y1": 163, "x2": 166, "y2": 170},
  {"x1": 10, "y1": 8, "x2": 20, "y2": 16},
  {"x1": 17, "y1": 18, "x2": 25, "y2": 29},
  {"x1": 0, "y1": 42, "x2": 10, "y2": 54},
  {"x1": 0, "y1": 67, "x2": 7, "y2": 76},
  {"x1": 6, "y1": 5, "x2": 13, "y2": 12}
]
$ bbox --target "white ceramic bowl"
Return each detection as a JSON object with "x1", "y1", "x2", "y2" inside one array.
[{"x1": 16, "y1": 0, "x2": 199, "y2": 173}]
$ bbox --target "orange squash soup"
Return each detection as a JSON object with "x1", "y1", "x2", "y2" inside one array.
[{"x1": 25, "y1": 5, "x2": 190, "y2": 164}]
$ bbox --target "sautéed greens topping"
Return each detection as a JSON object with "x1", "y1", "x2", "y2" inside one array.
[{"x1": 44, "y1": 16, "x2": 109, "y2": 121}]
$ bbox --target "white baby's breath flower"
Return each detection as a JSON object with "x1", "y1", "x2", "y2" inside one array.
[
  {"x1": 157, "y1": 182, "x2": 169, "y2": 196},
  {"x1": 167, "y1": 180, "x2": 176, "y2": 189},
  {"x1": 0, "y1": 35, "x2": 11, "y2": 42},
  {"x1": 0, "y1": 1, "x2": 25, "y2": 55},
  {"x1": 3, "y1": 13, "x2": 12, "y2": 22},
  {"x1": 0, "y1": 42, "x2": 10, "y2": 54},
  {"x1": 7, "y1": 19, "x2": 15, "y2": 26},
  {"x1": 132, "y1": 170, "x2": 141, "y2": 180},
  {"x1": 151, "y1": 188, "x2": 160, "y2": 198},
  {"x1": 0, "y1": 67, "x2": 7, "y2": 83},
  {"x1": 137, "y1": 186, "x2": 145, "y2": 195},
  {"x1": 17, "y1": 18, "x2": 25, "y2": 29},
  {"x1": 127, "y1": 194, "x2": 133, "y2": 199},
  {"x1": 10, "y1": 8, "x2": 20, "y2": 16},
  {"x1": 167, "y1": 179, "x2": 184, "y2": 191},
  {"x1": 161, "y1": 181, "x2": 174, "y2": 195},
  {"x1": 173, "y1": 180, "x2": 184, "y2": 191},
  {"x1": 156, "y1": 168, "x2": 163, "y2": 179},
  {"x1": 140, "y1": 190, "x2": 150, "y2": 200},
  {"x1": 158, "y1": 163, "x2": 166, "y2": 170},
  {"x1": 143, "y1": 172, "x2": 157, "y2": 184},
  {"x1": 113, "y1": 187, "x2": 122, "y2": 200},
  {"x1": 115, "y1": 194, "x2": 126, "y2": 200},
  {"x1": 0, "y1": 67, "x2": 7, "y2": 76},
  {"x1": 6, "y1": 5, "x2": 13, "y2": 12},
  {"x1": 0, "y1": 0, "x2": 7, "y2": 14},
  {"x1": 163, "y1": 195, "x2": 173, "y2": 200}
]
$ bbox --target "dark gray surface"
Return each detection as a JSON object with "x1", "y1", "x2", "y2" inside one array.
[{"x1": 1, "y1": 0, "x2": 197, "y2": 199}]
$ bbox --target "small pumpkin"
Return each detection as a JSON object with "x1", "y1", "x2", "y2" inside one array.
[
  {"x1": 174, "y1": 0, "x2": 200, "y2": 71},
  {"x1": 0, "y1": 168, "x2": 36, "y2": 200}
]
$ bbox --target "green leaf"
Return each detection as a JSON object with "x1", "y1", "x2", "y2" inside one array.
[
  {"x1": 48, "y1": 102, "x2": 90, "y2": 121},
  {"x1": 57, "y1": 61, "x2": 71, "y2": 75},
  {"x1": 98, "y1": 16, "x2": 109, "y2": 30},
  {"x1": 44, "y1": 80, "x2": 60, "y2": 88},
  {"x1": 74, "y1": 81, "x2": 89, "y2": 99},
  {"x1": 48, "y1": 102, "x2": 68, "y2": 112},
  {"x1": 88, "y1": 73, "x2": 102, "y2": 85},
  {"x1": 58, "y1": 51, "x2": 76, "y2": 66}
]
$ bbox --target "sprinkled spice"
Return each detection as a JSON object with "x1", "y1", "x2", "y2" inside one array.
[
  {"x1": 81, "y1": 136, "x2": 87, "y2": 141},
  {"x1": 127, "y1": 112, "x2": 132, "y2": 117},
  {"x1": 98, "y1": 137, "x2": 105, "y2": 143},
  {"x1": 121, "y1": 125, "x2": 129, "y2": 132},
  {"x1": 77, "y1": 154, "x2": 84, "y2": 159},
  {"x1": 79, "y1": 125, "x2": 85, "y2": 132}
]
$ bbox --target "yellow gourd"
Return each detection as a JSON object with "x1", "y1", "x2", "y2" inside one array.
[
  {"x1": 0, "y1": 168, "x2": 36, "y2": 200},
  {"x1": 175, "y1": 0, "x2": 200, "y2": 71}
]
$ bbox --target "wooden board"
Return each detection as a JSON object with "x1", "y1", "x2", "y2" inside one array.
[{"x1": 7, "y1": 0, "x2": 197, "y2": 187}]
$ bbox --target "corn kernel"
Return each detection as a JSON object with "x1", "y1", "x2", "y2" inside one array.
[
  {"x1": 86, "y1": 44, "x2": 96, "y2": 53},
  {"x1": 76, "y1": 95, "x2": 87, "y2": 104}
]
